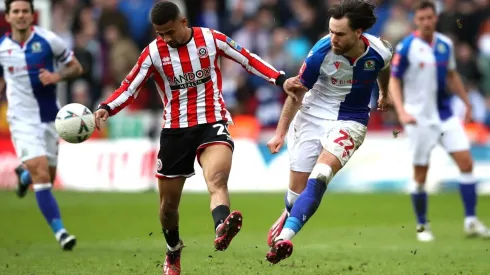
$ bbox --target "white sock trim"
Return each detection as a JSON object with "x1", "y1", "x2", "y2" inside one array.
[
  {"x1": 167, "y1": 242, "x2": 182, "y2": 251},
  {"x1": 276, "y1": 228, "x2": 295, "y2": 241},
  {"x1": 286, "y1": 188, "x2": 300, "y2": 207},
  {"x1": 33, "y1": 183, "x2": 52, "y2": 191},
  {"x1": 410, "y1": 180, "x2": 425, "y2": 194},
  {"x1": 55, "y1": 229, "x2": 67, "y2": 241},
  {"x1": 460, "y1": 173, "x2": 476, "y2": 184},
  {"x1": 309, "y1": 163, "x2": 333, "y2": 183}
]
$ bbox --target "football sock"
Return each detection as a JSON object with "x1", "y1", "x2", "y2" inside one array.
[
  {"x1": 278, "y1": 164, "x2": 332, "y2": 241},
  {"x1": 459, "y1": 173, "x2": 477, "y2": 217},
  {"x1": 212, "y1": 205, "x2": 231, "y2": 231},
  {"x1": 410, "y1": 182, "x2": 427, "y2": 225},
  {"x1": 33, "y1": 184, "x2": 65, "y2": 235},
  {"x1": 163, "y1": 226, "x2": 180, "y2": 250},
  {"x1": 284, "y1": 188, "x2": 299, "y2": 213},
  {"x1": 20, "y1": 170, "x2": 32, "y2": 186}
]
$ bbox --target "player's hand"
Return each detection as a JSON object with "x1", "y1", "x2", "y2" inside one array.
[
  {"x1": 267, "y1": 134, "x2": 285, "y2": 154},
  {"x1": 398, "y1": 112, "x2": 417, "y2": 125},
  {"x1": 464, "y1": 103, "x2": 473, "y2": 124},
  {"x1": 94, "y1": 109, "x2": 109, "y2": 131},
  {"x1": 38, "y1": 69, "x2": 62, "y2": 86},
  {"x1": 283, "y1": 76, "x2": 307, "y2": 101},
  {"x1": 377, "y1": 95, "x2": 389, "y2": 112}
]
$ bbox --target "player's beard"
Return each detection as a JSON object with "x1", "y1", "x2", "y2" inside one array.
[{"x1": 332, "y1": 40, "x2": 356, "y2": 55}]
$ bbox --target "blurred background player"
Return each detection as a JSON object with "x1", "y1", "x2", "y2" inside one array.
[
  {"x1": 389, "y1": 0, "x2": 490, "y2": 242},
  {"x1": 92, "y1": 1, "x2": 304, "y2": 274},
  {"x1": 0, "y1": 0, "x2": 83, "y2": 249},
  {"x1": 265, "y1": 0, "x2": 393, "y2": 264}
]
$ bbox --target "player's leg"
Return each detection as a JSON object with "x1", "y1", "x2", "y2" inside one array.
[
  {"x1": 23, "y1": 156, "x2": 75, "y2": 250},
  {"x1": 405, "y1": 124, "x2": 438, "y2": 242},
  {"x1": 198, "y1": 142, "x2": 242, "y2": 251},
  {"x1": 267, "y1": 121, "x2": 366, "y2": 264},
  {"x1": 196, "y1": 121, "x2": 241, "y2": 251},
  {"x1": 45, "y1": 123, "x2": 76, "y2": 249},
  {"x1": 10, "y1": 122, "x2": 75, "y2": 250},
  {"x1": 158, "y1": 177, "x2": 186, "y2": 275},
  {"x1": 441, "y1": 117, "x2": 490, "y2": 237},
  {"x1": 267, "y1": 112, "x2": 323, "y2": 246},
  {"x1": 156, "y1": 127, "x2": 196, "y2": 275},
  {"x1": 267, "y1": 171, "x2": 309, "y2": 247}
]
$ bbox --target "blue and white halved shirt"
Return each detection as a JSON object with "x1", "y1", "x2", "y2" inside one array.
[{"x1": 0, "y1": 26, "x2": 73, "y2": 124}]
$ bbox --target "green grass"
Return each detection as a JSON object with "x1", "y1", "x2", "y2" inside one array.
[{"x1": 1, "y1": 191, "x2": 490, "y2": 275}]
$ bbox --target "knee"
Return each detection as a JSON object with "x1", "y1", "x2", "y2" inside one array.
[
  {"x1": 29, "y1": 169, "x2": 51, "y2": 184},
  {"x1": 459, "y1": 159, "x2": 473, "y2": 173},
  {"x1": 160, "y1": 198, "x2": 179, "y2": 212},
  {"x1": 25, "y1": 160, "x2": 51, "y2": 184},
  {"x1": 206, "y1": 171, "x2": 229, "y2": 192},
  {"x1": 413, "y1": 168, "x2": 428, "y2": 184},
  {"x1": 414, "y1": 174, "x2": 427, "y2": 185}
]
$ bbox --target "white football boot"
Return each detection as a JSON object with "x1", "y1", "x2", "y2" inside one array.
[
  {"x1": 416, "y1": 224, "x2": 435, "y2": 242},
  {"x1": 464, "y1": 217, "x2": 490, "y2": 238}
]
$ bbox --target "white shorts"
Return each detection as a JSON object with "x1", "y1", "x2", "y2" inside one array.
[
  {"x1": 287, "y1": 111, "x2": 367, "y2": 172},
  {"x1": 404, "y1": 116, "x2": 470, "y2": 166},
  {"x1": 8, "y1": 120, "x2": 59, "y2": 166}
]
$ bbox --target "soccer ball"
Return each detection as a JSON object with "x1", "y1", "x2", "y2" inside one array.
[{"x1": 55, "y1": 103, "x2": 95, "y2": 144}]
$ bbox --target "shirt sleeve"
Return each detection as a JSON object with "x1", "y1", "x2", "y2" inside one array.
[
  {"x1": 99, "y1": 47, "x2": 154, "y2": 116},
  {"x1": 390, "y1": 41, "x2": 410, "y2": 79},
  {"x1": 47, "y1": 31, "x2": 74, "y2": 65},
  {"x1": 298, "y1": 36, "x2": 331, "y2": 90}
]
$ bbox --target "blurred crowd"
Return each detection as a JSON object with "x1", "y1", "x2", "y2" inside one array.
[{"x1": 1, "y1": 0, "x2": 490, "y2": 140}]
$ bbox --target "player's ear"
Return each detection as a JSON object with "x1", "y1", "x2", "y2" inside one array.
[
  {"x1": 180, "y1": 17, "x2": 187, "y2": 27},
  {"x1": 355, "y1": 28, "x2": 362, "y2": 39}
]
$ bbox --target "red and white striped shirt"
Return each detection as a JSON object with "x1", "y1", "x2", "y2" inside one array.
[{"x1": 100, "y1": 27, "x2": 285, "y2": 128}]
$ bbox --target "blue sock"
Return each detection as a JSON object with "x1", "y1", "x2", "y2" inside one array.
[
  {"x1": 284, "y1": 178, "x2": 327, "y2": 234},
  {"x1": 34, "y1": 185, "x2": 65, "y2": 234},
  {"x1": 411, "y1": 192, "x2": 427, "y2": 225},
  {"x1": 20, "y1": 170, "x2": 32, "y2": 186},
  {"x1": 459, "y1": 183, "x2": 477, "y2": 217}
]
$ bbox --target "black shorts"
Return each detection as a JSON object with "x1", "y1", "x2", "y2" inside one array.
[{"x1": 156, "y1": 121, "x2": 234, "y2": 178}]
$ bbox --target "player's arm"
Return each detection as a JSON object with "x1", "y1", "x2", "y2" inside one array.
[
  {"x1": 446, "y1": 42, "x2": 471, "y2": 122},
  {"x1": 56, "y1": 58, "x2": 83, "y2": 81},
  {"x1": 447, "y1": 70, "x2": 470, "y2": 106},
  {"x1": 0, "y1": 77, "x2": 4, "y2": 98},
  {"x1": 94, "y1": 47, "x2": 154, "y2": 129},
  {"x1": 388, "y1": 43, "x2": 416, "y2": 124},
  {"x1": 39, "y1": 33, "x2": 83, "y2": 85},
  {"x1": 378, "y1": 39, "x2": 393, "y2": 99},
  {"x1": 268, "y1": 82, "x2": 307, "y2": 153},
  {"x1": 0, "y1": 65, "x2": 4, "y2": 92},
  {"x1": 276, "y1": 85, "x2": 307, "y2": 137},
  {"x1": 378, "y1": 66, "x2": 390, "y2": 98},
  {"x1": 212, "y1": 30, "x2": 305, "y2": 93},
  {"x1": 0, "y1": 65, "x2": 4, "y2": 98}
]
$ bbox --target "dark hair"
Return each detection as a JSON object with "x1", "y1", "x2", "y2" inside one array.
[
  {"x1": 5, "y1": 0, "x2": 34, "y2": 14},
  {"x1": 328, "y1": 0, "x2": 377, "y2": 31},
  {"x1": 151, "y1": 1, "x2": 181, "y2": 25},
  {"x1": 413, "y1": 0, "x2": 436, "y2": 12}
]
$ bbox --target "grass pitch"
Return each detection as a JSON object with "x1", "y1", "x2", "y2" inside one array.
[{"x1": 0, "y1": 191, "x2": 489, "y2": 275}]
